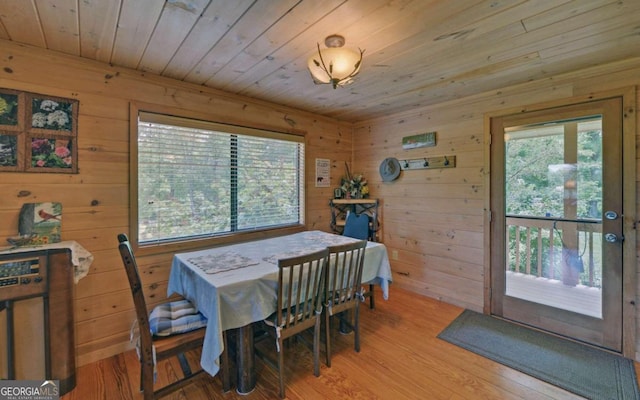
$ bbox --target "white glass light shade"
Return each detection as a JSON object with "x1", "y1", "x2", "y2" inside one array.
[{"x1": 307, "y1": 46, "x2": 363, "y2": 88}]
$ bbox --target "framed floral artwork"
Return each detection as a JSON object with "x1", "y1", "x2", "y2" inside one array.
[
  {"x1": 27, "y1": 94, "x2": 78, "y2": 135},
  {"x1": 0, "y1": 88, "x2": 24, "y2": 131},
  {"x1": 0, "y1": 132, "x2": 21, "y2": 172},
  {"x1": 0, "y1": 89, "x2": 80, "y2": 173},
  {"x1": 26, "y1": 134, "x2": 77, "y2": 173}
]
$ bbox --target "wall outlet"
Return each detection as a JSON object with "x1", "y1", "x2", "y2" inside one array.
[{"x1": 391, "y1": 250, "x2": 398, "y2": 260}]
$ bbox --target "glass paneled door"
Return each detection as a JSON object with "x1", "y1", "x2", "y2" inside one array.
[{"x1": 490, "y1": 98, "x2": 623, "y2": 352}]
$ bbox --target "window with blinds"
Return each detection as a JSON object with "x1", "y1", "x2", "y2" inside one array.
[{"x1": 136, "y1": 112, "x2": 305, "y2": 244}]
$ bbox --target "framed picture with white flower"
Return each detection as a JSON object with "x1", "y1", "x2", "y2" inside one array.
[
  {"x1": 25, "y1": 134, "x2": 77, "y2": 173},
  {"x1": 27, "y1": 94, "x2": 78, "y2": 135}
]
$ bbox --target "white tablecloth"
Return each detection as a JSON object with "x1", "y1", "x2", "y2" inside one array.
[{"x1": 167, "y1": 230, "x2": 392, "y2": 376}]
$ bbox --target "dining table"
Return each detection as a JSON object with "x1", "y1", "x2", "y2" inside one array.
[{"x1": 167, "y1": 230, "x2": 393, "y2": 394}]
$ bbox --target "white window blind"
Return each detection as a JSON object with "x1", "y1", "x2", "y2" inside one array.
[{"x1": 137, "y1": 112, "x2": 305, "y2": 244}]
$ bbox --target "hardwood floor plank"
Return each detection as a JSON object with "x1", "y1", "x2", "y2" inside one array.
[
  {"x1": 62, "y1": 287, "x2": 637, "y2": 399},
  {"x1": 65, "y1": 353, "x2": 134, "y2": 400}
]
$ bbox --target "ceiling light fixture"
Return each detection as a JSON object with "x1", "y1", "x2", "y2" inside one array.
[{"x1": 307, "y1": 34, "x2": 364, "y2": 89}]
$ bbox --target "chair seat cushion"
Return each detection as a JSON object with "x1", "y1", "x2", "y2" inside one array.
[{"x1": 149, "y1": 299, "x2": 207, "y2": 337}]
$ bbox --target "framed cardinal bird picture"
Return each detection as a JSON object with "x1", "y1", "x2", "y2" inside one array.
[{"x1": 17, "y1": 202, "x2": 62, "y2": 245}]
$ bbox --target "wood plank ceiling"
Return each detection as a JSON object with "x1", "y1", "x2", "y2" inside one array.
[{"x1": 0, "y1": 0, "x2": 638, "y2": 122}]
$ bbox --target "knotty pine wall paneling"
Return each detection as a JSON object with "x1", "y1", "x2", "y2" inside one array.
[
  {"x1": 3, "y1": 38, "x2": 640, "y2": 365},
  {"x1": 353, "y1": 57, "x2": 640, "y2": 359},
  {"x1": 0, "y1": 40, "x2": 351, "y2": 366}
]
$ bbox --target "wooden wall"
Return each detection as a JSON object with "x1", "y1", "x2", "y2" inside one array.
[
  {"x1": 2, "y1": 37, "x2": 640, "y2": 365},
  {"x1": 354, "y1": 57, "x2": 640, "y2": 359},
  {"x1": 0, "y1": 40, "x2": 351, "y2": 366}
]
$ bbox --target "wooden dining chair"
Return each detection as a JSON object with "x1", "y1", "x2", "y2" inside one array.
[
  {"x1": 255, "y1": 248, "x2": 328, "y2": 398},
  {"x1": 117, "y1": 234, "x2": 231, "y2": 399},
  {"x1": 342, "y1": 212, "x2": 376, "y2": 309},
  {"x1": 324, "y1": 240, "x2": 367, "y2": 367}
]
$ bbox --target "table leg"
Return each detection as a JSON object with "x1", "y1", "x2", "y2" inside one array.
[{"x1": 235, "y1": 324, "x2": 256, "y2": 394}]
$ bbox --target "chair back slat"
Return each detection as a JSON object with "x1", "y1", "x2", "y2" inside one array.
[
  {"x1": 326, "y1": 241, "x2": 367, "y2": 312},
  {"x1": 277, "y1": 248, "x2": 328, "y2": 330}
]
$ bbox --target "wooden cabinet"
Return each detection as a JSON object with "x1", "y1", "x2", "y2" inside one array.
[
  {"x1": 0, "y1": 248, "x2": 76, "y2": 395},
  {"x1": 329, "y1": 199, "x2": 380, "y2": 241}
]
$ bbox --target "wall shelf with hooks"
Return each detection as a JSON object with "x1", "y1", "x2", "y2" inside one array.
[{"x1": 399, "y1": 155, "x2": 456, "y2": 170}]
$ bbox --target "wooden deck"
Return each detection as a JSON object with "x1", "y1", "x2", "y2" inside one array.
[
  {"x1": 506, "y1": 271, "x2": 602, "y2": 319},
  {"x1": 58, "y1": 286, "x2": 633, "y2": 400}
]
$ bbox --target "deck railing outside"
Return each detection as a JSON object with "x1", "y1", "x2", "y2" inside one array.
[{"x1": 506, "y1": 216, "x2": 602, "y2": 288}]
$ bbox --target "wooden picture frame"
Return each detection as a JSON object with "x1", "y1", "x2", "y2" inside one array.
[
  {"x1": 402, "y1": 131, "x2": 436, "y2": 150},
  {"x1": 0, "y1": 89, "x2": 79, "y2": 173}
]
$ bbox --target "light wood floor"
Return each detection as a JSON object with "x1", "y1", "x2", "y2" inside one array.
[{"x1": 61, "y1": 287, "x2": 639, "y2": 400}]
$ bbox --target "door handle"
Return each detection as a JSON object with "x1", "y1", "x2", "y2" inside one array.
[
  {"x1": 604, "y1": 233, "x2": 623, "y2": 243},
  {"x1": 604, "y1": 211, "x2": 618, "y2": 220}
]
